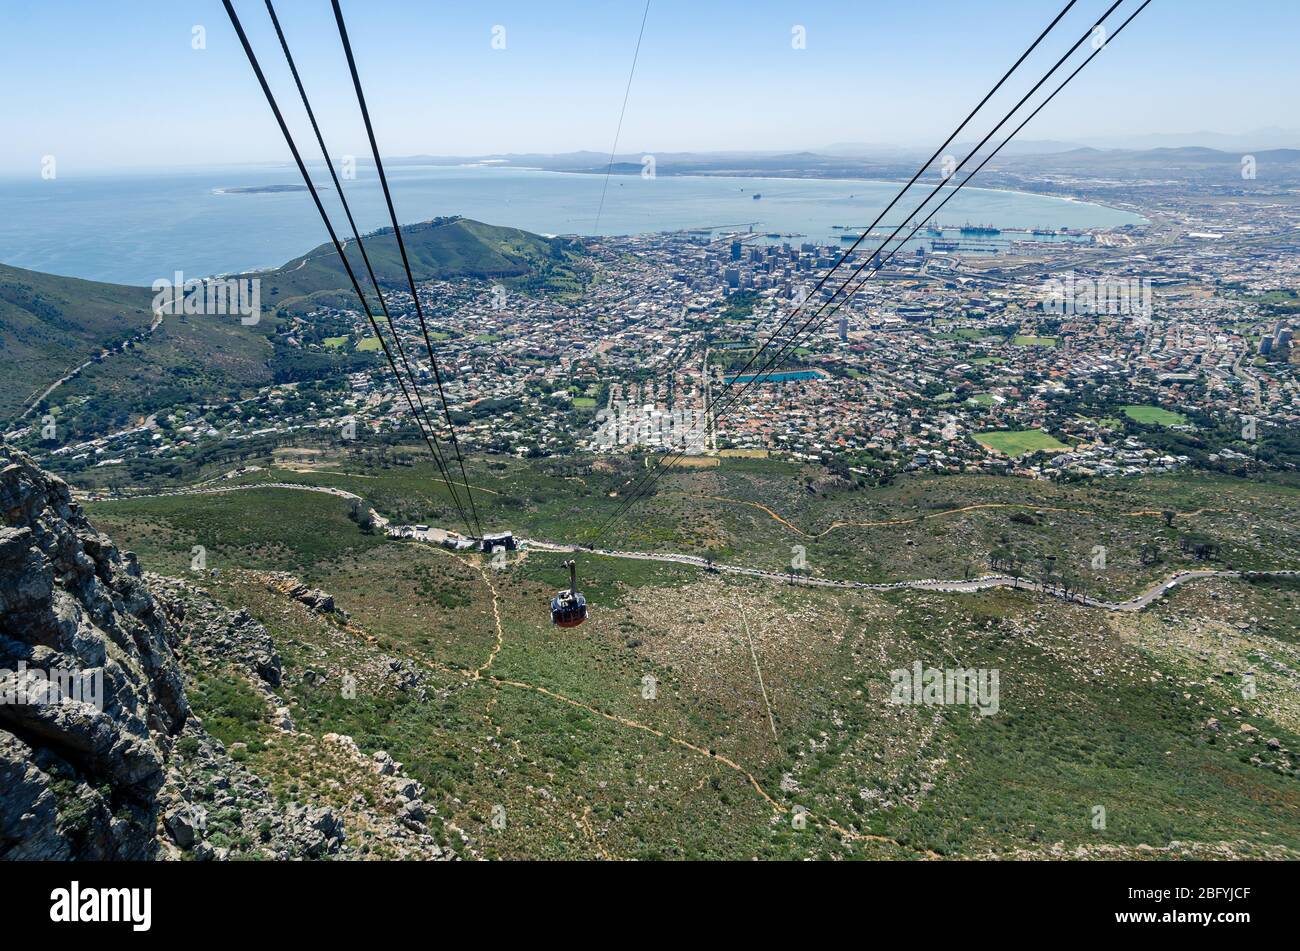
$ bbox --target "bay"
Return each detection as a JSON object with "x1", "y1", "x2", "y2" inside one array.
[{"x1": 0, "y1": 163, "x2": 1144, "y2": 286}]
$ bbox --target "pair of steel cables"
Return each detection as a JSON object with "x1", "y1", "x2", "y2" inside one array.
[
  {"x1": 223, "y1": 0, "x2": 483, "y2": 539},
  {"x1": 588, "y1": 0, "x2": 1154, "y2": 546}
]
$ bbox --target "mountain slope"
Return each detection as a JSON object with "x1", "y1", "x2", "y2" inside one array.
[
  {"x1": 0, "y1": 445, "x2": 453, "y2": 860},
  {"x1": 251, "y1": 216, "x2": 587, "y2": 309},
  {"x1": 1, "y1": 217, "x2": 587, "y2": 436},
  {"x1": 0, "y1": 265, "x2": 158, "y2": 420},
  {"x1": 0, "y1": 261, "x2": 277, "y2": 437},
  {"x1": 0, "y1": 445, "x2": 188, "y2": 858}
]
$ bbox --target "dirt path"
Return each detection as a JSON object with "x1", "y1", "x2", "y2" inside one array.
[
  {"x1": 265, "y1": 544, "x2": 927, "y2": 857},
  {"x1": 689, "y1": 494, "x2": 1212, "y2": 539},
  {"x1": 223, "y1": 496, "x2": 1287, "y2": 859}
]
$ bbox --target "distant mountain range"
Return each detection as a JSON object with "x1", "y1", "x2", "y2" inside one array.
[
  {"x1": 359, "y1": 128, "x2": 1300, "y2": 172},
  {"x1": 823, "y1": 128, "x2": 1300, "y2": 154},
  {"x1": 1075, "y1": 128, "x2": 1300, "y2": 151},
  {"x1": 379, "y1": 147, "x2": 1300, "y2": 192},
  {"x1": 367, "y1": 141, "x2": 1300, "y2": 182}
]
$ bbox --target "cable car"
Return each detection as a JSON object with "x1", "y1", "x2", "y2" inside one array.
[{"x1": 550, "y1": 559, "x2": 588, "y2": 628}]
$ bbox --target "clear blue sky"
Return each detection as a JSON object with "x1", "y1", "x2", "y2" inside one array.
[{"x1": 1, "y1": 0, "x2": 1296, "y2": 172}]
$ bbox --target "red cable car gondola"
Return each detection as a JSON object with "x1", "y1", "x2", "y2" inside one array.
[{"x1": 550, "y1": 559, "x2": 588, "y2": 628}]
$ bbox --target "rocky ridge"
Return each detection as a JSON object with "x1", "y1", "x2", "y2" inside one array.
[
  {"x1": 0, "y1": 445, "x2": 454, "y2": 860},
  {"x1": 1, "y1": 446, "x2": 186, "y2": 859}
]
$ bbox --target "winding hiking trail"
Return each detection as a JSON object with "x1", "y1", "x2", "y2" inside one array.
[
  {"x1": 123, "y1": 479, "x2": 1291, "y2": 859},
  {"x1": 264, "y1": 545, "x2": 929, "y2": 857},
  {"x1": 15, "y1": 309, "x2": 166, "y2": 424},
  {"x1": 687, "y1": 493, "x2": 1211, "y2": 540}
]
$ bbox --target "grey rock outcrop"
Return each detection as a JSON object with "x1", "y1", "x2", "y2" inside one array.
[
  {"x1": 148, "y1": 576, "x2": 282, "y2": 689},
  {"x1": 1, "y1": 446, "x2": 450, "y2": 862},
  {"x1": 262, "y1": 571, "x2": 350, "y2": 621},
  {"x1": 0, "y1": 447, "x2": 187, "y2": 859}
]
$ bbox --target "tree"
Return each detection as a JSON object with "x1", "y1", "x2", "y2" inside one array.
[
  {"x1": 349, "y1": 497, "x2": 376, "y2": 533},
  {"x1": 1179, "y1": 535, "x2": 1219, "y2": 562}
]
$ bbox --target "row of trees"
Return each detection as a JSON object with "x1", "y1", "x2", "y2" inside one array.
[{"x1": 988, "y1": 531, "x2": 1223, "y2": 599}]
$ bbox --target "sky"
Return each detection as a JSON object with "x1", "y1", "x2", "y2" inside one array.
[{"x1": 1, "y1": 0, "x2": 1297, "y2": 173}]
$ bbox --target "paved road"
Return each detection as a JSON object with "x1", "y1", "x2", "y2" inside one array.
[
  {"x1": 511, "y1": 541, "x2": 1298, "y2": 613},
  {"x1": 17, "y1": 311, "x2": 165, "y2": 423},
  {"x1": 88, "y1": 480, "x2": 1298, "y2": 613}
]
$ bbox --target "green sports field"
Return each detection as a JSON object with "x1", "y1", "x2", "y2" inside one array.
[
  {"x1": 1122, "y1": 404, "x2": 1188, "y2": 426},
  {"x1": 977, "y1": 433, "x2": 1066, "y2": 459},
  {"x1": 975, "y1": 429, "x2": 1069, "y2": 456}
]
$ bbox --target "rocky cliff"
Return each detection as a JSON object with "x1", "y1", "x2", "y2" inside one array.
[
  {"x1": 1, "y1": 446, "x2": 187, "y2": 859},
  {"x1": 1, "y1": 445, "x2": 454, "y2": 861}
]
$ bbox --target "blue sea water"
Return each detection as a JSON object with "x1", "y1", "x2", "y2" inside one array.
[{"x1": 0, "y1": 163, "x2": 1144, "y2": 286}]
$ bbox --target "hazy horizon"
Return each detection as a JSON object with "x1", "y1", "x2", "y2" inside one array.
[
  {"x1": 3, "y1": 0, "x2": 1298, "y2": 174},
  {"x1": 5, "y1": 130, "x2": 1300, "y2": 179}
]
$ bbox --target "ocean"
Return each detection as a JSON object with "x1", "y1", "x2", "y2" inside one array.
[{"x1": 0, "y1": 163, "x2": 1144, "y2": 286}]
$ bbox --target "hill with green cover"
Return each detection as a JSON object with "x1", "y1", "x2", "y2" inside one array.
[
  {"x1": 79, "y1": 447, "x2": 1300, "y2": 860},
  {"x1": 1, "y1": 218, "x2": 587, "y2": 436},
  {"x1": 0, "y1": 264, "x2": 155, "y2": 418},
  {"x1": 253, "y1": 216, "x2": 587, "y2": 311}
]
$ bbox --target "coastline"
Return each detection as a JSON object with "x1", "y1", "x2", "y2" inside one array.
[
  {"x1": 0, "y1": 163, "x2": 1148, "y2": 284},
  {"x1": 540, "y1": 165, "x2": 1150, "y2": 225}
]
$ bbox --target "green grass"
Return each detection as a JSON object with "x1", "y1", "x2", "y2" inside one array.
[
  {"x1": 77, "y1": 451, "x2": 1300, "y2": 859},
  {"x1": 322, "y1": 335, "x2": 348, "y2": 349},
  {"x1": 87, "y1": 487, "x2": 386, "y2": 575},
  {"x1": 974, "y1": 429, "x2": 1069, "y2": 456},
  {"x1": 572, "y1": 397, "x2": 597, "y2": 409},
  {"x1": 356, "y1": 336, "x2": 382, "y2": 352},
  {"x1": 936, "y1": 327, "x2": 994, "y2": 341},
  {"x1": 1122, "y1": 404, "x2": 1188, "y2": 426},
  {"x1": 186, "y1": 665, "x2": 269, "y2": 752},
  {"x1": 1013, "y1": 335, "x2": 1058, "y2": 347},
  {"x1": 967, "y1": 393, "x2": 997, "y2": 407}
]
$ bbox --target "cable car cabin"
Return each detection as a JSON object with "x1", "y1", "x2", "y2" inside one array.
[
  {"x1": 550, "y1": 559, "x2": 588, "y2": 628},
  {"x1": 550, "y1": 589, "x2": 588, "y2": 628}
]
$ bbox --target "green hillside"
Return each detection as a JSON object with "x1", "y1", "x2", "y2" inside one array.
[
  {"x1": 1, "y1": 217, "x2": 587, "y2": 436},
  {"x1": 255, "y1": 216, "x2": 587, "y2": 311},
  {"x1": 83, "y1": 451, "x2": 1300, "y2": 860},
  {"x1": 0, "y1": 264, "x2": 157, "y2": 420},
  {"x1": 0, "y1": 262, "x2": 278, "y2": 436}
]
